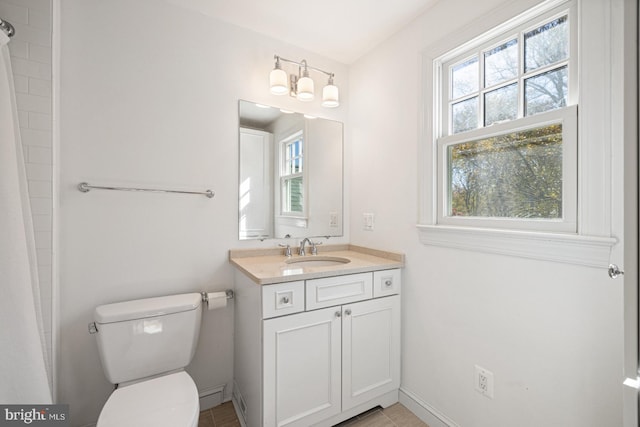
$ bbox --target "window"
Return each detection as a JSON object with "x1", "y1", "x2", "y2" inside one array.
[
  {"x1": 419, "y1": 0, "x2": 620, "y2": 267},
  {"x1": 435, "y1": 2, "x2": 577, "y2": 232},
  {"x1": 438, "y1": 106, "x2": 576, "y2": 232},
  {"x1": 280, "y1": 131, "x2": 305, "y2": 216}
]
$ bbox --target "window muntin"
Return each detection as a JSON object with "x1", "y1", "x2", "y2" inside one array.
[
  {"x1": 280, "y1": 132, "x2": 304, "y2": 215},
  {"x1": 444, "y1": 10, "x2": 572, "y2": 136}
]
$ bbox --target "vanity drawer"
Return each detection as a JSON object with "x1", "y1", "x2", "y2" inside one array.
[
  {"x1": 262, "y1": 281, "x2": 305, "y2": 319},
  {"x1": 306, "y1": 273, "x2": 373, "y2": 310},
  {"x1": 373, "y1": 269, "x2": 401, "y2": 297}
]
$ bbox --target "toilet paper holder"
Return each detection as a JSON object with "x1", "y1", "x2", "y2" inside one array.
[{"x1": 201, "y1": 290, "x2": 234, "y2": 303}]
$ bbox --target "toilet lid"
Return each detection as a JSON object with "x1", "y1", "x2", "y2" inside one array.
[{"x1": 97, "y1": 371, "x2": 199, "y2": 427}]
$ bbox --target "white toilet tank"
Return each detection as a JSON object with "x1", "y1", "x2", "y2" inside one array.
[{"x1": 94, "y1": 293, "x2": 203, "y2": 384}]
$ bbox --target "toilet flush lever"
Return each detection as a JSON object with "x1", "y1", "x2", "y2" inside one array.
[{"x1": 88, "y1": 322, "x2": 98, "y2": 334}]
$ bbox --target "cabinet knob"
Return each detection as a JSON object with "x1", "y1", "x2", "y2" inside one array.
[
  {"x1": 335, "y1": 311, "x2": 342, "y2": 318},
  {"x1": 385, "y1": 279, "x2": 393, "y2": 287},
  {"x1": 344, "y1": 309, "x2": 352, "y2": 316},
  {"x1": 280, "y1": 296, "x2": 290, "y2": 304}
]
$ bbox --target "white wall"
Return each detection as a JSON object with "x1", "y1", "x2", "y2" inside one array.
[
  {"x1": 57, "y1": 1, "x2": 348, "y2": 425},
  {"x1": 349, "y1": 0, "x2": 627, "y2": 426},
  {"x1": 0, "y1": 0, "x2": 54, "y2": 386}
]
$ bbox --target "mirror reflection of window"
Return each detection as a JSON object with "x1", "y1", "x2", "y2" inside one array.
[{"x1": 280, "y1": 131, "x2": 304, "y2": 216}]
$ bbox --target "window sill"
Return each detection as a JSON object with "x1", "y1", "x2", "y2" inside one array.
[
  {"x1": 276, "y1": 216, "x2": 308, "y2": 229},
  {"x1": 416, "y1": 224, "x2": 617, "y2": 268}
]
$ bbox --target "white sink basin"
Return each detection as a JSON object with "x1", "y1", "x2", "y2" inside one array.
[{"x1": 284, "y1": 256, "x2": 351, "y2": 267}]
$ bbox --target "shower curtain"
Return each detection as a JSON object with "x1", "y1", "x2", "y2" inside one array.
[{"x1": 0, "y1": 31, "x2": 52, "y2": 403}]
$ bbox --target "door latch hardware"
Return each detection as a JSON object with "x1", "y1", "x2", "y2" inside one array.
[{"x1": 608, "y1": 264, "x2": 624, "y2": 279}]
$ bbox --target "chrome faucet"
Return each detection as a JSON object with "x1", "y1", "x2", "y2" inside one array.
[{"x1": 299, "y1": 238, "x2": 315, "y2": 256}]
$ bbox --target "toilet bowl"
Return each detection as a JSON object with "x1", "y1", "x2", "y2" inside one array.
[
  {"x1": 97, "y1": 371, "x2": 199, "y2": 427},
  {"x1": 91, "y1": 293, "x2": 203, "y2": 427}
]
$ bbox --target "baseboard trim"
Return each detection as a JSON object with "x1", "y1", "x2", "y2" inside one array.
[
  {"x1": 232, "y1": 395, "x2": 247, "y2": 427},
  {"x1": 199, "y1": 385, "x2": 225, "y2": 410},
  {"x1": 399, "y1": 387, "x2": 460, "y2": 427}
]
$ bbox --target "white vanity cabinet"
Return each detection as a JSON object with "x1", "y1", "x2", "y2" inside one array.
[{"x1": 233, "y1": 269, "x2": 401, "y2": 427}]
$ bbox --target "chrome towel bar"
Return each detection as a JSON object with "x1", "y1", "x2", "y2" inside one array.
[{"x1": 78, "y1": 182, "x2": 215, "y2": 198}]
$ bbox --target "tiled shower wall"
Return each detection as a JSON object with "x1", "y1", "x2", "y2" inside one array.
[{"x1": 0, "y1": 0, "x2": 53, "y2": 383}]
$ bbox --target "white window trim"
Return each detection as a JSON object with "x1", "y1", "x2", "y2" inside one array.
[{"x1": 417, "y1": 0, "x2": 618, "y2": 267}]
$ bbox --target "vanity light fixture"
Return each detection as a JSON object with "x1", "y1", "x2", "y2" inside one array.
[{"x1": 269, "y1": 55, "x2": 340, "y2": 108}]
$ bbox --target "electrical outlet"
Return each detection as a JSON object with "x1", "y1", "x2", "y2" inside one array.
[{"x1": 475, "y1": 365, "x2": 494, "y2": 398}]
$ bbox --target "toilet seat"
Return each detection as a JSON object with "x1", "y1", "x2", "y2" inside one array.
[{"x1": 97, "y1": 371, "x2": 199, "y2": 427}]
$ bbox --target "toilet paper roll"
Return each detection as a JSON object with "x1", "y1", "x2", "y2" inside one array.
[{"x1": 206, "y1": 292, "x2": 227, "y2": 310}]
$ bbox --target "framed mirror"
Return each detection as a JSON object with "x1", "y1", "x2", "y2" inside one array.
[{"x1": 238, "y1": 100, "x2": 343, "y2": 240}]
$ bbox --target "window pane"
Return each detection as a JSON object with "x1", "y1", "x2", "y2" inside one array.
[
  {"x1": 484, "y1": 39, "x2": 518, "y2": 87},
  {"x1": 525, "y1": 66, "x2": 568, "y2": 116},
  {"x1": 448, "y1": 123, "x2": 563, "y2": 218},
  {"x1": 284, "y1": 139, "x2": 303, "y2": 174},
  {"x1": 284, "y1": 177, "x2": 303, "y2": 213},
  {"x1": 452, "y1": 97, "x2": 478, "y2": 134},
  {"x1": 524, "y1": 16, "x2": 568, "y2": 72},
  {"x1": 451, "y1": 57, "x2": 478, "y2": 99},
  {"x1": 484, "y1": 83, "x2": 518, "y2": 126}
]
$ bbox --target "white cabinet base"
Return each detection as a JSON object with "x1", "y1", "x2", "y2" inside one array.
[
  {"x1": 233, "y1": 389, "x2": 398, "y2": 427},
  {"x1": 310, "y1": 390, "x2": 398, "y2": 427}
]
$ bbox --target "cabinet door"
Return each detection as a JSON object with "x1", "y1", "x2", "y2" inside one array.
[
  {"x1": 342, "y1": 295, "x2": 401, "y2": 411},
  {"x1": 263, "y1": 307, "x2": 342, "y2": 427}
]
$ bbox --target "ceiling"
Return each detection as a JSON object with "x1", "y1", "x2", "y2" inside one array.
[{"x1": 165, "y1": 0, "x2": 438, "y2": 64}]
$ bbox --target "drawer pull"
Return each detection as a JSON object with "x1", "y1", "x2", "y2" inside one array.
[
  {"x1": 344, "y1": 309, "x2": 352, "y2": 316},
  {"x1": 385, "y1": 280, "x2": 393, "y2": 287},
  {"x1": 335, "y1": 311, "x2": 342, "y2": 318},
  {"x1": 280, "y1": 296, "x2": 290, "y2": 304}
]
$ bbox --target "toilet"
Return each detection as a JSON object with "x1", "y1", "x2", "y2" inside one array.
[{"x1": 92, "y1": 293, "x2": 203, "y2": 427}]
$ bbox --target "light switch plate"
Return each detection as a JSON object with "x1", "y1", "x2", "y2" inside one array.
[{"x1": 363, "y1": 213, "x2": 374, "y2": 231}]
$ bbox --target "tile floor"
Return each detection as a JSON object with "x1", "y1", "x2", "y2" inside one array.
[
  {"x1": 198, "y1": 402, "x2": 429, "y2": 427},
  {"x1": 198, "y1": 401, "x2": 240, "y2": 427}
]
